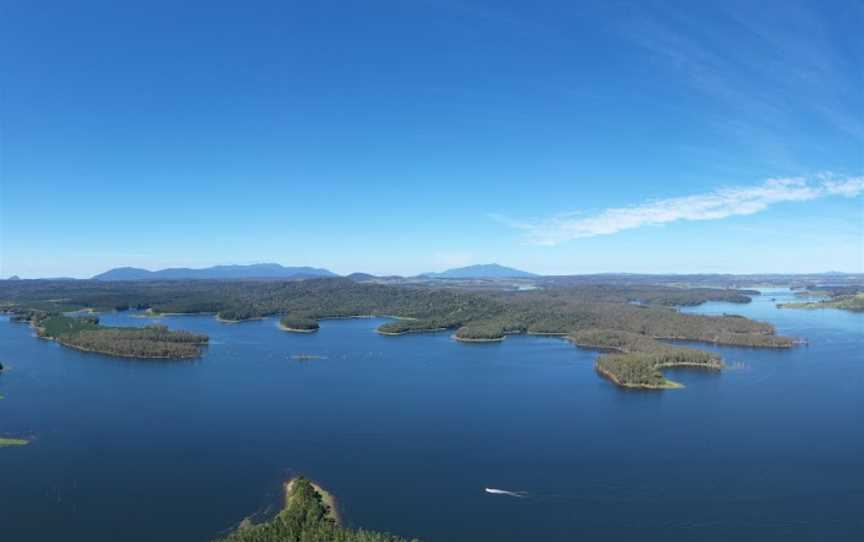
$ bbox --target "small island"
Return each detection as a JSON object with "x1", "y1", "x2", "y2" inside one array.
[
  {"x1": 0, "y1": 437, "x2": 29, "y2": 447},
  {"x1": 279, "y1": 315, "x2": 320, "y2": 333},
  {"x1": 292, "y1": 354, "x2": 326, "y2": 361},
  {"x1": 218, "y1": 476, "x2": 418, "y2": 542}
]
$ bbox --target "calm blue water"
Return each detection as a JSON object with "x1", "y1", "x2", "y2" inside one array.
[{"x1": 1, "y1": 289, "x2": 862, "y2": 541}]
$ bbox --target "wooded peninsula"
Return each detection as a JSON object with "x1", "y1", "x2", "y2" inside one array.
[{"x1": 219, "y1": 476, "x2": 418, "y2": 542}]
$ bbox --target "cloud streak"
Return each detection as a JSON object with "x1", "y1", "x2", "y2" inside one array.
[
  {"x1": 495, "y1": 175, "x2": 864, "y2": 246},
  {"x1": 622, "y1": 3, "x2": 864, "y2": 169}
]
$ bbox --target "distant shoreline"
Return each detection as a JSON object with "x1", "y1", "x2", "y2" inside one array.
[
  {"x1": 53, "y1": 339, "x2": 201, "y2": 360},
  {"x1": 218, "y1": 315, "x2": 264, "y2": 324},
  {"x1": 377, "y1": 327, "x2": 447, "y2": 336},
  {"x1": 452, "y1": 334, "x2": 504, "y2": 343},
  {"x1": 278, "y1": 323, "x2": 318, "y2": 333},
  {"x1": 135, "y1": 310, "x2": 218, "y2": 319}
]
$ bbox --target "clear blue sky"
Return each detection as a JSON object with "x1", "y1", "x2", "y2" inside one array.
[{"x1": 1, "y1": 0, "x2": 861, "y2": 278}]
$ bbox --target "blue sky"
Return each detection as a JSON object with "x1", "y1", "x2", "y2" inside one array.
[{"x1": 1, "y1": 0, "x2": 861, "y2": 278}]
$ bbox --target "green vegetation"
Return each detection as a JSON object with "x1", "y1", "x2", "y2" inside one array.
[
  {"x1": 279, "y1": 315, "x2": 320, "y2": 332},
  {"x1": 521, "y1": 283, "x2": 758, "y2": 306},
  {"x1": 377, "y1": 319, "x2": 449, "y2": 335},
  {"x1": 0, "y1": 437, "x2": 29, "y2": 447},
  {"x1": 218, "y1": 477, "x2": 418, "y2": 542},
  {"x1": 779, "y1": 293, "x2": 864, "y2": 312},
  {"x1": 20, "y1": 313, "x2": 208, "y2": 359},
  {"x1": 569, "y1": 329, "x2": 723, "y2": 389},
  {"x1": 36, "y1": 314, "x2": 100, "y2": 337},
  {"x1": 454, "y1": 323, "x2": 506, "y2": 341},
  {"x1": 595, "y1": 354, "x2": 682, "y2": 389},
  {"x1": 55, "y1": 326, "x2": 207, "y2": 358},
  {"x1": 1, "y1": 278, "x2": 797, "y2": 388}
]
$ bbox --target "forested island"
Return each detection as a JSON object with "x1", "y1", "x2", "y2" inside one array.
[
  {"x1": 279, "y1": 315, "x2": 320, "y2": 333},
  {"x1": 218, "y1": 476, "x2": 418, "y2": 542},
  {"x1": 0, "y1": 278, "x2": 797, "y2": 388},
  {"x1": 10, "y1": 311, "x2": 208, "y2": 359},
  {"x1": 779, "y1": 292, "x2": 864, "y2": 312}
]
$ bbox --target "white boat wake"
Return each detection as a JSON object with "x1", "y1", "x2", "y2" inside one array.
[{"x1": 484, "y1": 487, "x2": 527, "y2": 498}]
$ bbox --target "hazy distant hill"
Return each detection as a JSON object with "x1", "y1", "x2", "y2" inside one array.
[
  {"x1": 346, "y1": 272, "x2": 378, "y2": 281},
  {"x1": 421, "y1": 263, "x2": 538, "y2": 279},
  {"x1": 92, "y1": 263, "x2": 338, "y2": 281}
]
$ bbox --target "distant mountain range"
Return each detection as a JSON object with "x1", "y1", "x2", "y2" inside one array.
[
  {"x1": 421, "y1": 263, "x2": 538, "y2": 279},
  {"x1": 92, "y1": 263, "x2": 338, "y2": 281},
  {"x1": 13, "y1": 263, "x2": 855, "y2": 282}
]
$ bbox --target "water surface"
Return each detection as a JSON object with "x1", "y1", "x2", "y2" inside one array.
[{"x1": 1, "y1": 289, "x2": 861, "y2": 540}]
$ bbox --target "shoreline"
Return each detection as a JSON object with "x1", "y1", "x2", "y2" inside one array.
[
  {"x1": 35, "y1": 330, "x2": 203, "y2": 360},
  {"x1": 30, "y1": 318, "x2": 206, "y2": 360},
  {"x1": 569, "y1": 333, "x2": 794, "y2": 352},
  {"x1": 136, "y1": 310, "x2": 219, "y2": 318},
  {"x1": 55, "y1": 340, "x2": 203, "y2": 360},
  {"x1": 656, "y1": 360, "x2": 724, "y2": 371},
  {"x1": 595, "y1": 363, "x2": 684, "y2": 390},
  {"x1": 452, "y1": 334, "x2": 505, "y2": 343},
  {"x1": 278, "y1": 323, "x2": 318, "y2": 333},
  {"x1": 376, "y1": 327, "x2": 447, "y2": 336},
  {"x1": 319, "y1": 314, "x2": 417, "y2": 321},
  {"x1": 217, "y1": 316, "x2": 264, "y2": 324},
  {"x1": 647, "y1": 335, "x2": 795, "y2": 349}
]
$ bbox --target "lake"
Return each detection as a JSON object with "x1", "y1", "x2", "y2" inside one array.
[{"x1": 1, "y1": 289, "x2": 862, "y2": 541}]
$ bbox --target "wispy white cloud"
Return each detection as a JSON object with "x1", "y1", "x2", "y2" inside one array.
[
  {"x1": 622, "y1": 3, "x2": 864, "y2": 168},
  {"x1": 494, "y1": 175, "x2": 864, "y2": 246}
]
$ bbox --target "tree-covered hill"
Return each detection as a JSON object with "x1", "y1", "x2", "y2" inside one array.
[{"x1": 218, "y1": 477, "x2": 418, "y2": 542}]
